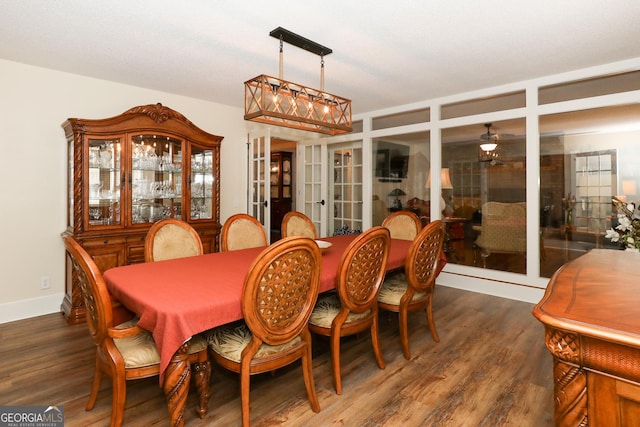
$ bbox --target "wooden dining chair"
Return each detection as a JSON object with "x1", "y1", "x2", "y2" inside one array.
[
  {"x1": 281, "y1": 211, "x2": 317, "y2": 239},
  {"x1": 144, "y1": 218, "x2": 203, "y2": 262},
  {"x1": 62, "y1": 235, "x2": 211, "y2": 426},
  {"x1": 207, "y1": 237, "x2": 322, "y2": 427},
  {"x1": 382, "y1": 210, "x2": 422, "y2": 240},
  {"x1": 220, "y1": 213, "x2": 268, "y2": 251},
  {"x1": 377, "y1": 220, "x2": 445, "y2": 359},
  {"x1": 308, "y1": 226, "x2": 390, "y2": 395}
]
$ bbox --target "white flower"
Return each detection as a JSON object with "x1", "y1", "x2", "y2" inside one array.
[
  {"x1": 616, "y1": 216, "x2": 632, "y2": 231},
  {"x1": 627, "y1": 236, "x2": 636, "y2": 245},
  {"x1": 605, "y1": 228, "x2": 620, "y2": 242}
]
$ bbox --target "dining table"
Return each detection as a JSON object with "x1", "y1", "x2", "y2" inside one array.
[{"x1": 103, "y1": 233, "x2": 414, "y2": 426}]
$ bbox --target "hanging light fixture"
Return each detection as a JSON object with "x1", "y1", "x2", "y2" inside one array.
[
  {"x1": 478, "y1": 123, "x2": 499, "y2": 162},
  {"x1": 244, "y1": 27, "x2": 352, "y2": 135}
]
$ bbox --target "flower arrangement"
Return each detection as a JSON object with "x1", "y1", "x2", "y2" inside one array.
[{"x1": 605, "y1": 197, "x2": 640, "y2": 250}]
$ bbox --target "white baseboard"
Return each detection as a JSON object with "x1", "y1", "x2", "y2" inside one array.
[
  {"x1": 437, "y1": 270, "x2": 546, "y2": 305},
  {"x1": 0, "y1": 293, "x2": 65, "y2": 324}
]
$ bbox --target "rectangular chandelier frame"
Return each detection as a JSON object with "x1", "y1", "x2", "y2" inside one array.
[{"x1": 244, "y1": 74, "x2": 352, "y2": 135}]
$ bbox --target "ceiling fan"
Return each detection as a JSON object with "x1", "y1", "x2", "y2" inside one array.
[
  {"x1": 479, "y1": 123, "x2": 501, "y2": 164},
  {"x1": 480, "y1": 123, "x2": 499, "y2": 143}
]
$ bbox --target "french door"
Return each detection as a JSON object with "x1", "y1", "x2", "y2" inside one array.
[
  {"x1": 247, "y1": 131, "x2": 270, "y2": 240},
  {"x1": 300, "y1": 141, "x2": 363, "y2": 237},
  {"x1": 300, "y1": 143, "x2": 327, "y2": 236}
]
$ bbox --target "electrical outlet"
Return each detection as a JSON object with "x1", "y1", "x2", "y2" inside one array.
[{"x1": 40, "y1": 276, "x2": 51, "y2": 290}]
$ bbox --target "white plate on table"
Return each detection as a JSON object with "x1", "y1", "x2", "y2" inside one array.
[{"x1": 315, "y1": 240, "x2": 333, "y2": 253}]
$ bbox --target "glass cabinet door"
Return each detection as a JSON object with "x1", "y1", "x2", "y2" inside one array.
[
  {"x1": 130, "y1": 135, "x2": 183, "y2": 224},
  {"x1": 87, "y1": 138, "x2": 122, "y2": 226},
  {"x1": 282, "y1": 157, "x2": 292, "y2": 199},
  {"x1": 270, "y1": 159, "x2": 279, "y2": 199},
  {"x1": 190, "y1": 145, "x2": 215, "y2": 220}
]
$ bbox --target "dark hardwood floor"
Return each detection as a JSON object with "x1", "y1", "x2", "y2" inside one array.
[{"x1": 0, "y1": 286, "x2": 553, "y2": 426}]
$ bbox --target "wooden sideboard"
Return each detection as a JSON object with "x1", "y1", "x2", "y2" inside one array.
[{"x1": 533, "y1": 249, "x2": 640, "y2": 426}]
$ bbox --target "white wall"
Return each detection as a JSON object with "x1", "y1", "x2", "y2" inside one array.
[{"x1": 0, "y1": 59, "x2": 248, "y2": 322}]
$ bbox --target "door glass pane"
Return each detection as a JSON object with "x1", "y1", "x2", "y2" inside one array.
[
  {"x1": 303, "y1": 144, "x2": 323, "y2": 234},
  {"x1": 331, "y1": 143, "x2": 363, "y2": 234},
  {"x1": 248, "y1": 134, "x2": 268, "y2": 231}
]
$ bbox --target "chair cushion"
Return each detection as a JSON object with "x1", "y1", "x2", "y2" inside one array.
[
  {"x1": 377, "y1": 272, "x2": 428, "y2": 305},
  {"x1": 187, "y1": 333, "x2": 209, "y2": 354},
  {"x1": 227, "y1": 220, "x2": 266, "y2": 251},
  {"x1": 207, "y1": 322, "x2": 301, "y2": 363},
  {"x1": 153, "y1": 224, "x2": 200, "y2": 261},
  {"x1": 384, "y1": 215, "x2": 419, "y2": 240},
  {"x1": 113, "y1": 319, "x2": 161, "y2": 369},
  {"x1": 309, "y1": 292, "x2": 372, "y2": 328},
  {"x1": 286, "y1": 216, "x2": 316, "y2": 238}
]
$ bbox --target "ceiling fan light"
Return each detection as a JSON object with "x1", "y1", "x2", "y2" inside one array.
[{"x1": 480, "y1": 143, "x2": 497, "y2": 152}]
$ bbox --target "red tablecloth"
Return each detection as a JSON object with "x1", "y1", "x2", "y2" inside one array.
[{"x1": 104, "y1": 235, "x2": 413, "y2": 379}]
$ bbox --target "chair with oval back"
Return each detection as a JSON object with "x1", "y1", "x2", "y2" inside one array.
[
  {"x1": 220, "y1": 213, "x2": 268, "y2": 252},
  {"x1": 308, "y1": 226, "x2": 391, "y2": 395},
  {"x1": 207, "y1": 237, "x2": 322, "y2": 427},
  {"x1": 142, "y1": 218, "x2": 211, "y2": 417},
  {"x1": 144, "y1": 218, "x2": 203, "y2": 262},
  {"x1": 377, "y1": 220, "x2": 445, "y2": 359},
  {"x1": 382, "y1": 210, "x2": 422, "y2": 241},
  {"x1": 281, "y1": 211, "x2": 317, "y2": 239},
  {"x1": 63, "y1": 235, "x2": 211, "y2": 426}
]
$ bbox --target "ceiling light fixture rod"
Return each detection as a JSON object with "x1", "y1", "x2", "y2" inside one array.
[
  {"x1": 279, "y1": 36, "x2": 284, "y2": 80},
  {"x1": 269, "y1": 27, "x2": 332, "y2": 57}
]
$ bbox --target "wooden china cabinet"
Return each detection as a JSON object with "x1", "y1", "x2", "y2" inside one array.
[
  {"x1": 270, "y1": 152, "x2": 293, "y2": 241},
  {"x1": 61, "y1": 103, "x2": 222, "y2": 323}
]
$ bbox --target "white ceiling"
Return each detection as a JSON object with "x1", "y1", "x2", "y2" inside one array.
[{"x1": 2, "y1": 1, "x2": 639, "y2": 116}]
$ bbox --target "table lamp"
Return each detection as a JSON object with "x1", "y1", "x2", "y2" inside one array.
[{"x1": 388, "y1": 188, "x2": 407, "y2": 209}]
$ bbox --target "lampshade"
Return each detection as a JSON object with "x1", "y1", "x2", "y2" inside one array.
[
  {"x1": 622, "y1": 180, "x2": 637, "y2": 196},
  {"x1": 388, "y1": 188, "x2": 407, "y2": 197},
  {"x1": 480, "y1": 143, "x2": 497, "y2": 152},
  {"x1": 244, "y1": 27, "x2": 352, "y2": 136},
  {"x1": 426, "y1": 168, "x2": 453, "y2": 190},
  {"x1": 479, "y1": 123, "x2": 500, "y2": 162}
]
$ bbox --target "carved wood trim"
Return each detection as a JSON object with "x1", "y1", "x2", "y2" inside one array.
[
  {"x1": 553, "y1": 359, "x2": 588, "y2": 426},
  {"x1": 123, "y1": 103, "x2": 193, "y2": 125},
  {"x1": 73, "y1": 130, "x2": 85, "y2": 234},
  {"x1": 545, "y1": 327, "x2": 580, "y2": 364}
]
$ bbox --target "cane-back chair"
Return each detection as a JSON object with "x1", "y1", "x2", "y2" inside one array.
[
  {"x1": 207, "y1": 237, "x2": 322, "y2": 426},
  {"x1": 144, "y1": 218, "x2": 203, "y2": 262},
  {"x1": 63, "y1": 235, "x2": 210, "y2": 426},
  {"x1": 220, "y1": 213, "x2": 268, "y2": 252},
  {"x1": 308, "y1": 226, "x2": 390, "y2": 394},
  {"x1": 377, "y1": 220, "x2": 445, "y2": 359}
]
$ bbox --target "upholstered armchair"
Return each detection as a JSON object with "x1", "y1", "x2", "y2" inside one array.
[
  {"x1": 405, "y1": 197, "x2": 431, "y2": 226},
  {"x1": 372, "y1": 195, "x2": 388, "y2": 226},
  {"x1": 473, "y1": 202, "x2": 527, "y2": 267}
]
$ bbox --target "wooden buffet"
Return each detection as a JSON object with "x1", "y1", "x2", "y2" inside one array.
[
  {"x1": 62, "y1": 103, "x2": 222, "y2": 323},
  {"x1": 533, "y1": 249, "x2": 640, "y2": 426}
]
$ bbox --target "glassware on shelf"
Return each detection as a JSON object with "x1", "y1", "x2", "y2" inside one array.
[
  {"x1": 89, "y1": 147, "x2": 100, "y2": 168},
  {"x1": 89, "y1": 207, "x2": 101, "y2": 221},
  {"x1": 89, "y1": 183, "x2": 102, "y2": 199},
  {"x1": 100, "y1": 147, "x2": 113, "y2": 168}
]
